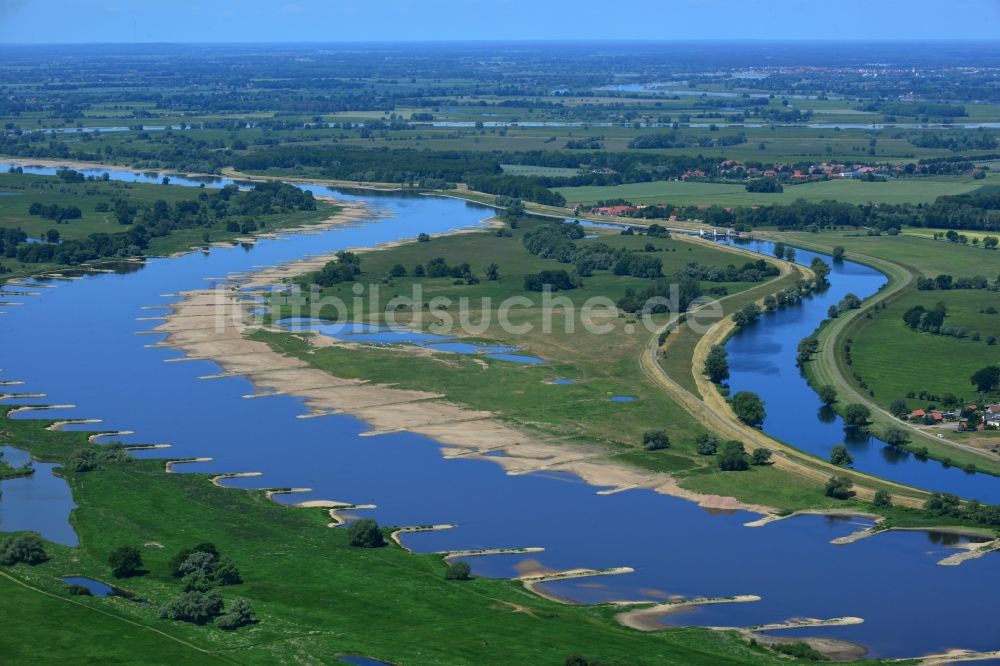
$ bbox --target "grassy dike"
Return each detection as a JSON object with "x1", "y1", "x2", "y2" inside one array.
[
  {"x1": 773, "y1": 232, "x2": 1000, "y2": 477},
  {"x1": 0, "y1": 409, "x2": 811, "y2": 666}
]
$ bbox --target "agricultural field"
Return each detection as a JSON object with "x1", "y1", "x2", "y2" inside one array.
[
  {"x1": 556, "y1": 173, "x2": 1000, "y2": 208},
  {"x1": 850, "y1": 289, "x2": 1000, "y2": 412}
]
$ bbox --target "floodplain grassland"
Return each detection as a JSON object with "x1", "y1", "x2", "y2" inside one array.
[
  {"x1": 0, "y1": 410, "x2": 787, "y2": 666},
  {"x1": 0, "y1": 172, "x2": 339, "y2": 280}
]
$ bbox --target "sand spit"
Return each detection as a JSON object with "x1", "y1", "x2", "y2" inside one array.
[
  {"x1": 390, "y1": 524, "x2": 455, "y2": 549},
  {"x1": 442, "y1": 547, "x2": 545, "y2": 560},
  {"x1": 210, "y1": 471, "x2": 263, "y2": 487},
  {"x1": 916, "y1": 648, "x2": 1000, "y2": 664},
  {"x1": 45, "y1": 419, "x2": 101, "y2": 432},
  {"x1": 164, "y1": 457, "x2": 213, "y2": 473},
  {"x1": 937, "y1": 538, "x2": 999, "y2": 566},
  {"x1": 616, "y1": 595, "x2": 761, "y2": 631},
  {"x1": 88, "y1": 431, "x2": 134, "y2": 443},
  {"x1": 520, "y1": 567, "x2": 635, "y2": 604},
  {"x1": 751, "y1": 634, "x2": 868, "y2": 662},
  {"x1": 744, "y1": 509, "x2": 882, "y2": 530},
  {"x1": 7, "y1": 404, "x2": 75, "y2": 416}
]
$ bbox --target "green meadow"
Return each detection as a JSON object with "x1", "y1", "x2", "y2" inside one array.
[{"x1": 0, "y1": 410, "x2": 787, "y2": 666}]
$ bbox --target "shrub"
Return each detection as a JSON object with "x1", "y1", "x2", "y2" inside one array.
[
  {"x1": 817, "y1": 385, "x2": 837, "y2": 406},
  {"x1": 168, "y1": 543, "x2": 220, "y2": 577},
  {"x1": 883, "y1": 426, "x2": 909, "y2": 447},
  {"x1": 445, "y1": 561, "x2": 473, "y2": 580},
  {"x1": 695, "y1": 434, "x2": 718, "y2": 455},
  {"x1": 0, "y1": 534, "x2": 48, "y2": 566},
  {"x1": 642, "y1": 430, "x2": 670, "y2": 451},
  {"x1": 732, "y1": 391, "x2": 766, "y2": 427},
  {"x1": 829, "y1": 444, "x2": 853, "y2": 467},
  {"x1": 215, "y1": 598, "x2": 255, "y2": 631},
  {"x1": 718, "y1": 440, "x2": 750, "y2": 471},
  {"x1": 347, "y1": 519, "x2": 385, "y2": 548},
  {"x1": 108, "y1": 545, "x2": 143, "y2": 579},
  {"x1": 873, "y1": 490, "x2": 893, "y2": 508},
  {"x1": 842, "y1": 403, "x2": 871, "y2": 428},
  {"x1": 825, "y1": 476, "x2": 854, "y2": 499},
  {"x1": 750, "y1": 448, "x2": 772, "y2": 466},
  {"x1": 771, "y1": 641, "x2": 828, "y2": 661},
  {"x1": 159, "y1": 590, "x2": 224, "y2": 625},
  {"x1": 66, "y1": 583, "x2": 93, "y2": 596}
]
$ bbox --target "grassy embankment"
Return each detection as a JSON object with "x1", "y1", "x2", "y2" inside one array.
[
  {"x1": 0, "y1": 410, "x2": 806, "y2": 666},
  {"x1": 778, "y1": 231, "x2": 1000, "y2": 471},
  {"x1": 0, "y1": 172, "x2": 339, "y2": 281}
]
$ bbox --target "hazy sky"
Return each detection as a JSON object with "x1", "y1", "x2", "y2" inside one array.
[{"x1": 0, "y1": 0, "x2": 997, "y2": 43}]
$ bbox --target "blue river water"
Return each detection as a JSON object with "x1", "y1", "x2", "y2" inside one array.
[{"x1": 0, "y1": 161, "x2": 997, "y2": 658}]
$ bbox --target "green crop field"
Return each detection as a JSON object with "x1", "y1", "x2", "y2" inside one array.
[
  {"x1": 851, "y1": 289, "x2": 1000, "y2": 412},
  {"x1": 555, "y1": 174, "x2": 998, "y2": 208}
]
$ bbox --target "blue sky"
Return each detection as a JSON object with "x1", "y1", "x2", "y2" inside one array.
[{"x1": 0, "y1": 0, "x2": 996, "y2": 43}]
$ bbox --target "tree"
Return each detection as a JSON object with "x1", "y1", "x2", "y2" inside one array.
[
  {"x1": 108, "y1": 545, "x2": 143, "y2": 579},
  {"x1": 642, "y1": 430, "x2": 670, "y2": 451},
  {"x1": 832, "y1": 246, "x2": 846, "y2": 262},
  {"x1": 773, "y1": 242, "x2": 786, "y2": 259},
  {"x1": 825, "y1": 475, "x2": 854, "y2": 499},
  {"x1": 817, "y1": 385, "x2": 837, "y2": 406},
  {"x1": 970, "y1": 365, "x2": 1000, "y2": 393},
  {"x1": 842, "y1": 403, "x2": 871, "y2": 429},
  {"x1": 983, "y1": 236, "x2": 998, "y2": 250},
  {"x1": 216, "y1": 598, "x2": 255, "y2": 631},
  {"x1": 839, "y1": 293, "x2": 862, "y2": 310},
  {"x1": 169, "y1": 543, "x2": 219, "y2": 577},
  {"x1": 389, "y1": 263, "x2": 407, "y2": 278},
  {"x1": 883, "y1": 426, "x2": 909, "y2": 448},
  {"x1": 695, "y1": 434, "x2": 718, "y2": 455},
  {"x1": 829, "y1": 444, "x2": 853, "y2": 466},
  {"x1": 484, "y1": 263, "x2": 500, "y2": 281},
  {"x1": 889, "y1": 399, "x2": 909, "y2": 418},
  {"x1": 445, "y1": 561, "x2": 472, "y2": 580},
  {"x1": 873, "y1": 490, "x2": 893, "y2": 508},
  {"x1": 810, "y1": 257, "x2": 831, "y2": 285},
  {"x1": 347, "y1": 519, "x2": 385, "y2": 548},
  {"x1": 750, "y1": 448, "x2": 772, "y2": 466},
  {"x1": 0, "y1": 534, "x2": 47, "y2": 565},
  {"x1": 784, "y1": 247, "x2": 797, "y2": 263},
  {"x1": 159, "y1": 590, "x2": 224, "y2": 625},
  {"x1": 417, "y1": 233, "x2": 431, "y2": 242},
  {"x1": 703, "y1": 346, "x2": 729, "y2": 384},
  {"x1": 69, "y1": 447, "x2": 100, "y2": 472},
  {"x1": 732, "y1": 391, "x2": 766, "y2": 427},
  {"x1": 718, "y1": 440, "x2": 750, "y2": 471}
]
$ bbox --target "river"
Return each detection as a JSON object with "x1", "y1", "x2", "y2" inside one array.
[{"x1": 0, "y1": 161, "x2": 997, "y2": 658}]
